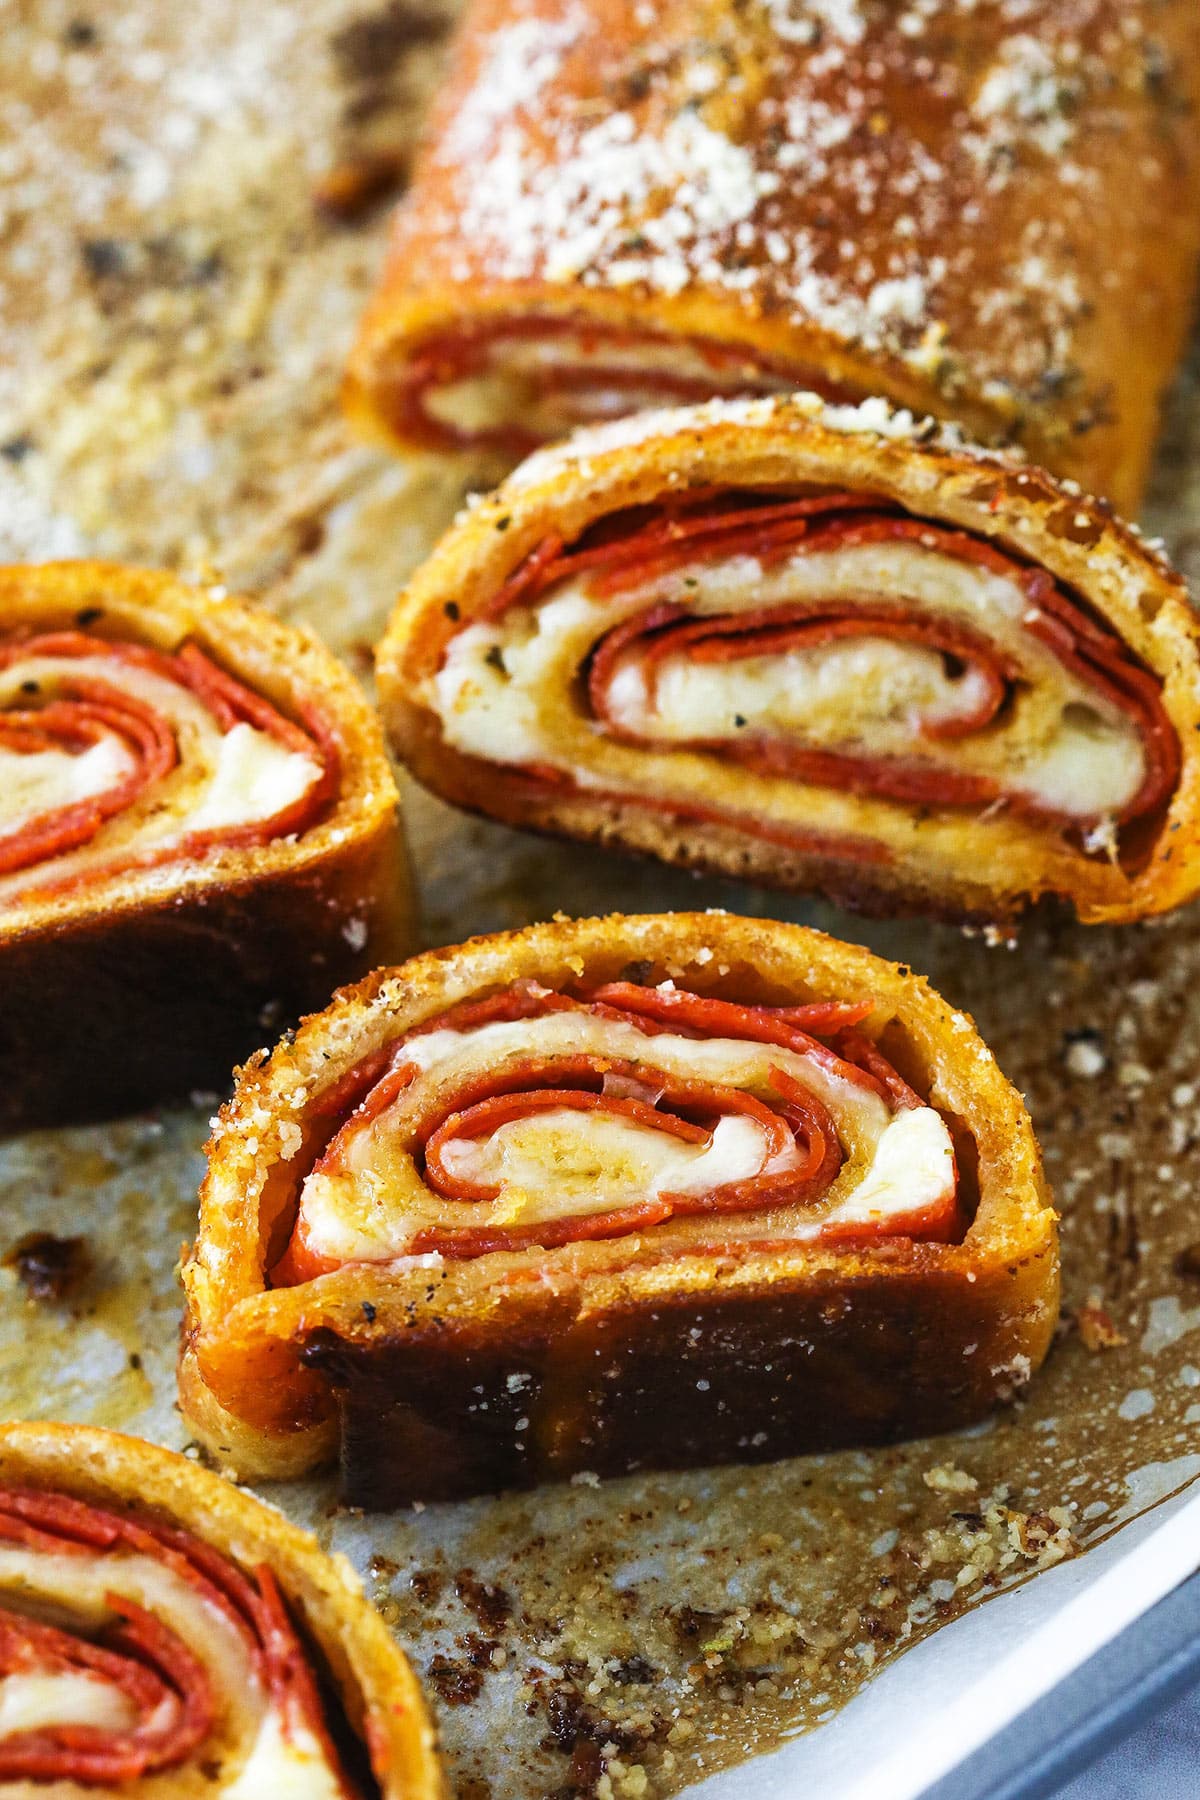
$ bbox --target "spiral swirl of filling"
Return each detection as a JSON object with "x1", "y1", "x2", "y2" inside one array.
[
  {"x1": 379, "y1": 320, "x2": 833, "y2": 457},
  {"x1": 0, "y1": 632, "x2": 336, "y2": 905},
  {"x1": 273, "y1": 979, "x2": 960, "y2": 1283},
  {"x1": 0, "y1": 1486, "x2": 364, "y2": 1794},
  {"x1": 430, "y1": 490, "x2": 1178, "y2": 861}
]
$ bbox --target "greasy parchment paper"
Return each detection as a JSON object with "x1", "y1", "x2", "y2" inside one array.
[{"x1": 4, "y1": 4, "x2": 1200, "y2": 1796}]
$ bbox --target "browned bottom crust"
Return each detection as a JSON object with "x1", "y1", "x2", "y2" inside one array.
[
  {"x1": 0, "y1": 820, "x2": 409, "y2": 1132},
  {"x1": 299, "y1": 1253, "x2": 1056, "y2": 1507}
]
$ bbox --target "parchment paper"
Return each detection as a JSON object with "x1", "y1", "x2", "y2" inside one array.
[{"x1": 3, "y1": 4, "x2": 1200, "y2": 1795}]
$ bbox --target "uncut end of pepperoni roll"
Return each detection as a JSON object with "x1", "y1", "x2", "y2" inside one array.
[
  {"x1": 0, "y1": 1421, "x2": 447, "y2": 1798},
  {"x1": 344, "y1": 0, "x2": 1200, "y2": 512},
  {"x1": 0, "y1": 562, "x2": 411, "y2": 1132},
  {"x1": 376, "y1": 394, "x2": 1200, "y2": 928},
  {"x1": 179, "y1": 913, "x2": 1058, "y2": 1505}
]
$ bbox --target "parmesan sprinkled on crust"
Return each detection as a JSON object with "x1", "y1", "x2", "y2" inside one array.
[
  {"x1": 504, "y1": 392, "x2": 980, "y2": 492},
  {"x1": 388, "y1": 0, "x2": 1191, "y2": 415}
]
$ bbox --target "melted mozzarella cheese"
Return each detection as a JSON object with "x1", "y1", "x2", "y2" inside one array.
[
  {"x1": 1007, "y1": 705, "x2": 1145, "y2": 817},
  {"x1": 187, "y1": 721, "x2": 320, "y2": 834},
  {"x1": 430, "y1": 541, "x2": 1147, "y2": 821},
  {"x1": 439, "y1": 1107, "x2": 792, "y2": 1224},
  {"x1": 223, "y1": 1707, "x2": 347, "y2": 1800},
  {"x1": 433, "y1": 589, "x2": 598, "y2": 773},
  {"x1": 802, "y1": 1103, "x2": 955, "y2": 1232},
  {"x1": 0, "y1": 652, "x2": 323, "y2": 903},
  {"x1": 0, "y1": 1669, "x2": 136, "y2": 1736},
  {"x1": 605, "y1": 638, "x2": 998, "y2": 743},
  {"x1": 0, "y1": 737, "x2": 136, "y2": 837},
  {"x1": 297, "y1": 1007, "x2": 956, "y2": 1262}
]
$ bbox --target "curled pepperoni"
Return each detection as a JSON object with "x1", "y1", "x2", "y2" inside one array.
[
  {"x1": 589, "y1": 598, "x2": 1019, "y2": 808},
  {"x1": 464, "y1": 492, "x2": 1179, "y2": 839},
  {"x1": 0, "y1": 632, "x2": 336, "y2": 888},
  {"x1": 0, "y1": 1488, "x2": 359, "y2": 1794},
  {"x1": 381, "y1": 317, "x2": 851, "y2": 457},
  {"x1": 0, "y1": 682, "x2": 178, "y2": 875},
  {"x1": 409, "y1": 1052, "x2": 841, "y2": 1257},
  {"x1": 272, "y1": 978, "x2": 940, "y2": 1276},
  {"x1": 0, "y1": 1603, "x2": 212, "y2": 1785}
]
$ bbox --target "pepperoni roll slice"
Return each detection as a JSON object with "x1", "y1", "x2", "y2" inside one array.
[
  {"x1": 345, "y1": 0, "x2": 1200, "y2": 512},
  {"x1": 0, "y1": 563, "x2": 410, "y2": 1131},
  {"x1": 0, "y1": 1420, "x2": 446, "y2": 1797},
  {"x1": 376, "y1": 395, "x2": 1200, "y2": 926},
  {"x1": 179, "y1": 913, "x2": 1058, "y2": 1504}
]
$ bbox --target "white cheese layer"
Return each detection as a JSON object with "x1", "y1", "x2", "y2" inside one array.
[
  {"x1": 0, "y1": 737, "x2": 135, "y2": 837},
  {"x1": 805, "y1": 1103, "x2": 956, "y2": 1233},
  {"x1": 0, "y1": 1669, "x2": 137, "y2": 1736},
  {"x1": 431, "y1": 539, "x2": 1147, "y2": 823},
  {"x1": 0, "y1": 1542, "x2": 348, "y2": 1794},
  {"x1": 223, "y1": 1707, "x2": 348, "y2": 1800},
  {"x1": 187, "y1": 720, "x2": 319, "y2": 833},
  {"x1": 297, "y1": 1006, "x2": 956, "y2": 1263},
  {"x1": 0, "y1": 650, "x2": 322, "y2": 904},
  {"x1": 607, "y1": 639, "x2": 997, "y2": 743},
  {"x1": 438, "y1": 1107, "x2": 797, "y2": 1225},
  {"x1": 426, "y1": 331, "x2": 783, "y2": 438}
]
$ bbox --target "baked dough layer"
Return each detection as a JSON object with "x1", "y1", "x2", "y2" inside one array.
[
  {"x1": 347, "y1": 0, "x2": 1200, "y2": 512},
  {"x1": 180, "y1": 911, "x2": 1059, "y2": 1502},
  {"x1": 0, "y1": 562, "x2": 411, "y2": 1131}
]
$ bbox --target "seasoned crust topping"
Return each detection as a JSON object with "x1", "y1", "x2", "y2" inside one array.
[{"x1": 381, "y1": 0, "x2": 1200, "y2": 438}]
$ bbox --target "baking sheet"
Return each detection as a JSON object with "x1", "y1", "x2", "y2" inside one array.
[{"x1": 3, "y1": 4, "x2": 1200, "y2": 1796}]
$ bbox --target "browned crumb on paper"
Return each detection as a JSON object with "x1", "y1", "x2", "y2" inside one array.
[
  {"x1": 362, "y1": 1482, "x2": 1080, "y2": 1796},
  {"x1": 1075, "y1": 1294, "x2": 1129, "y2": 1350},
  {"x1": 2, "y1": 1232, "x2": 92, "y2": 1304}
]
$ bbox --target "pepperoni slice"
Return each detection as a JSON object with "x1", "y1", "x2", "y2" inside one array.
[
  {"x1": 382, "y1": 318, "x2": 851, "y2": 457},
  {"x1": 0, "y1": 632, "x2": 335, "y2": 890},
  {"x1": 465, "y1": 492, "x2": 1180, "y2": 837},
  {"x1": 271, "y1": 978, "x2": 945, "y2": 1277},
  {"x1": 0, "y1": 1487, "x2": 359, "y2": 1794}
]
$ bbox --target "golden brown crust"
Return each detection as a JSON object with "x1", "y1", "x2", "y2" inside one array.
[
  {"x1": 179, "y1": 911, "x2": 1059, "y2": 1502},
  {"x1": 0, "y1": 561, "x2": 412, "y2": 1130},
  {"x1": 375, "y1": 395, "x2": 1200, "y2": 926},
  {"x1": 346, "y1": 0, "x2": 1200, "y2": 512},
  {"x1": 0, "y1": 1419, "x2": 448, "y2": 1799}
]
